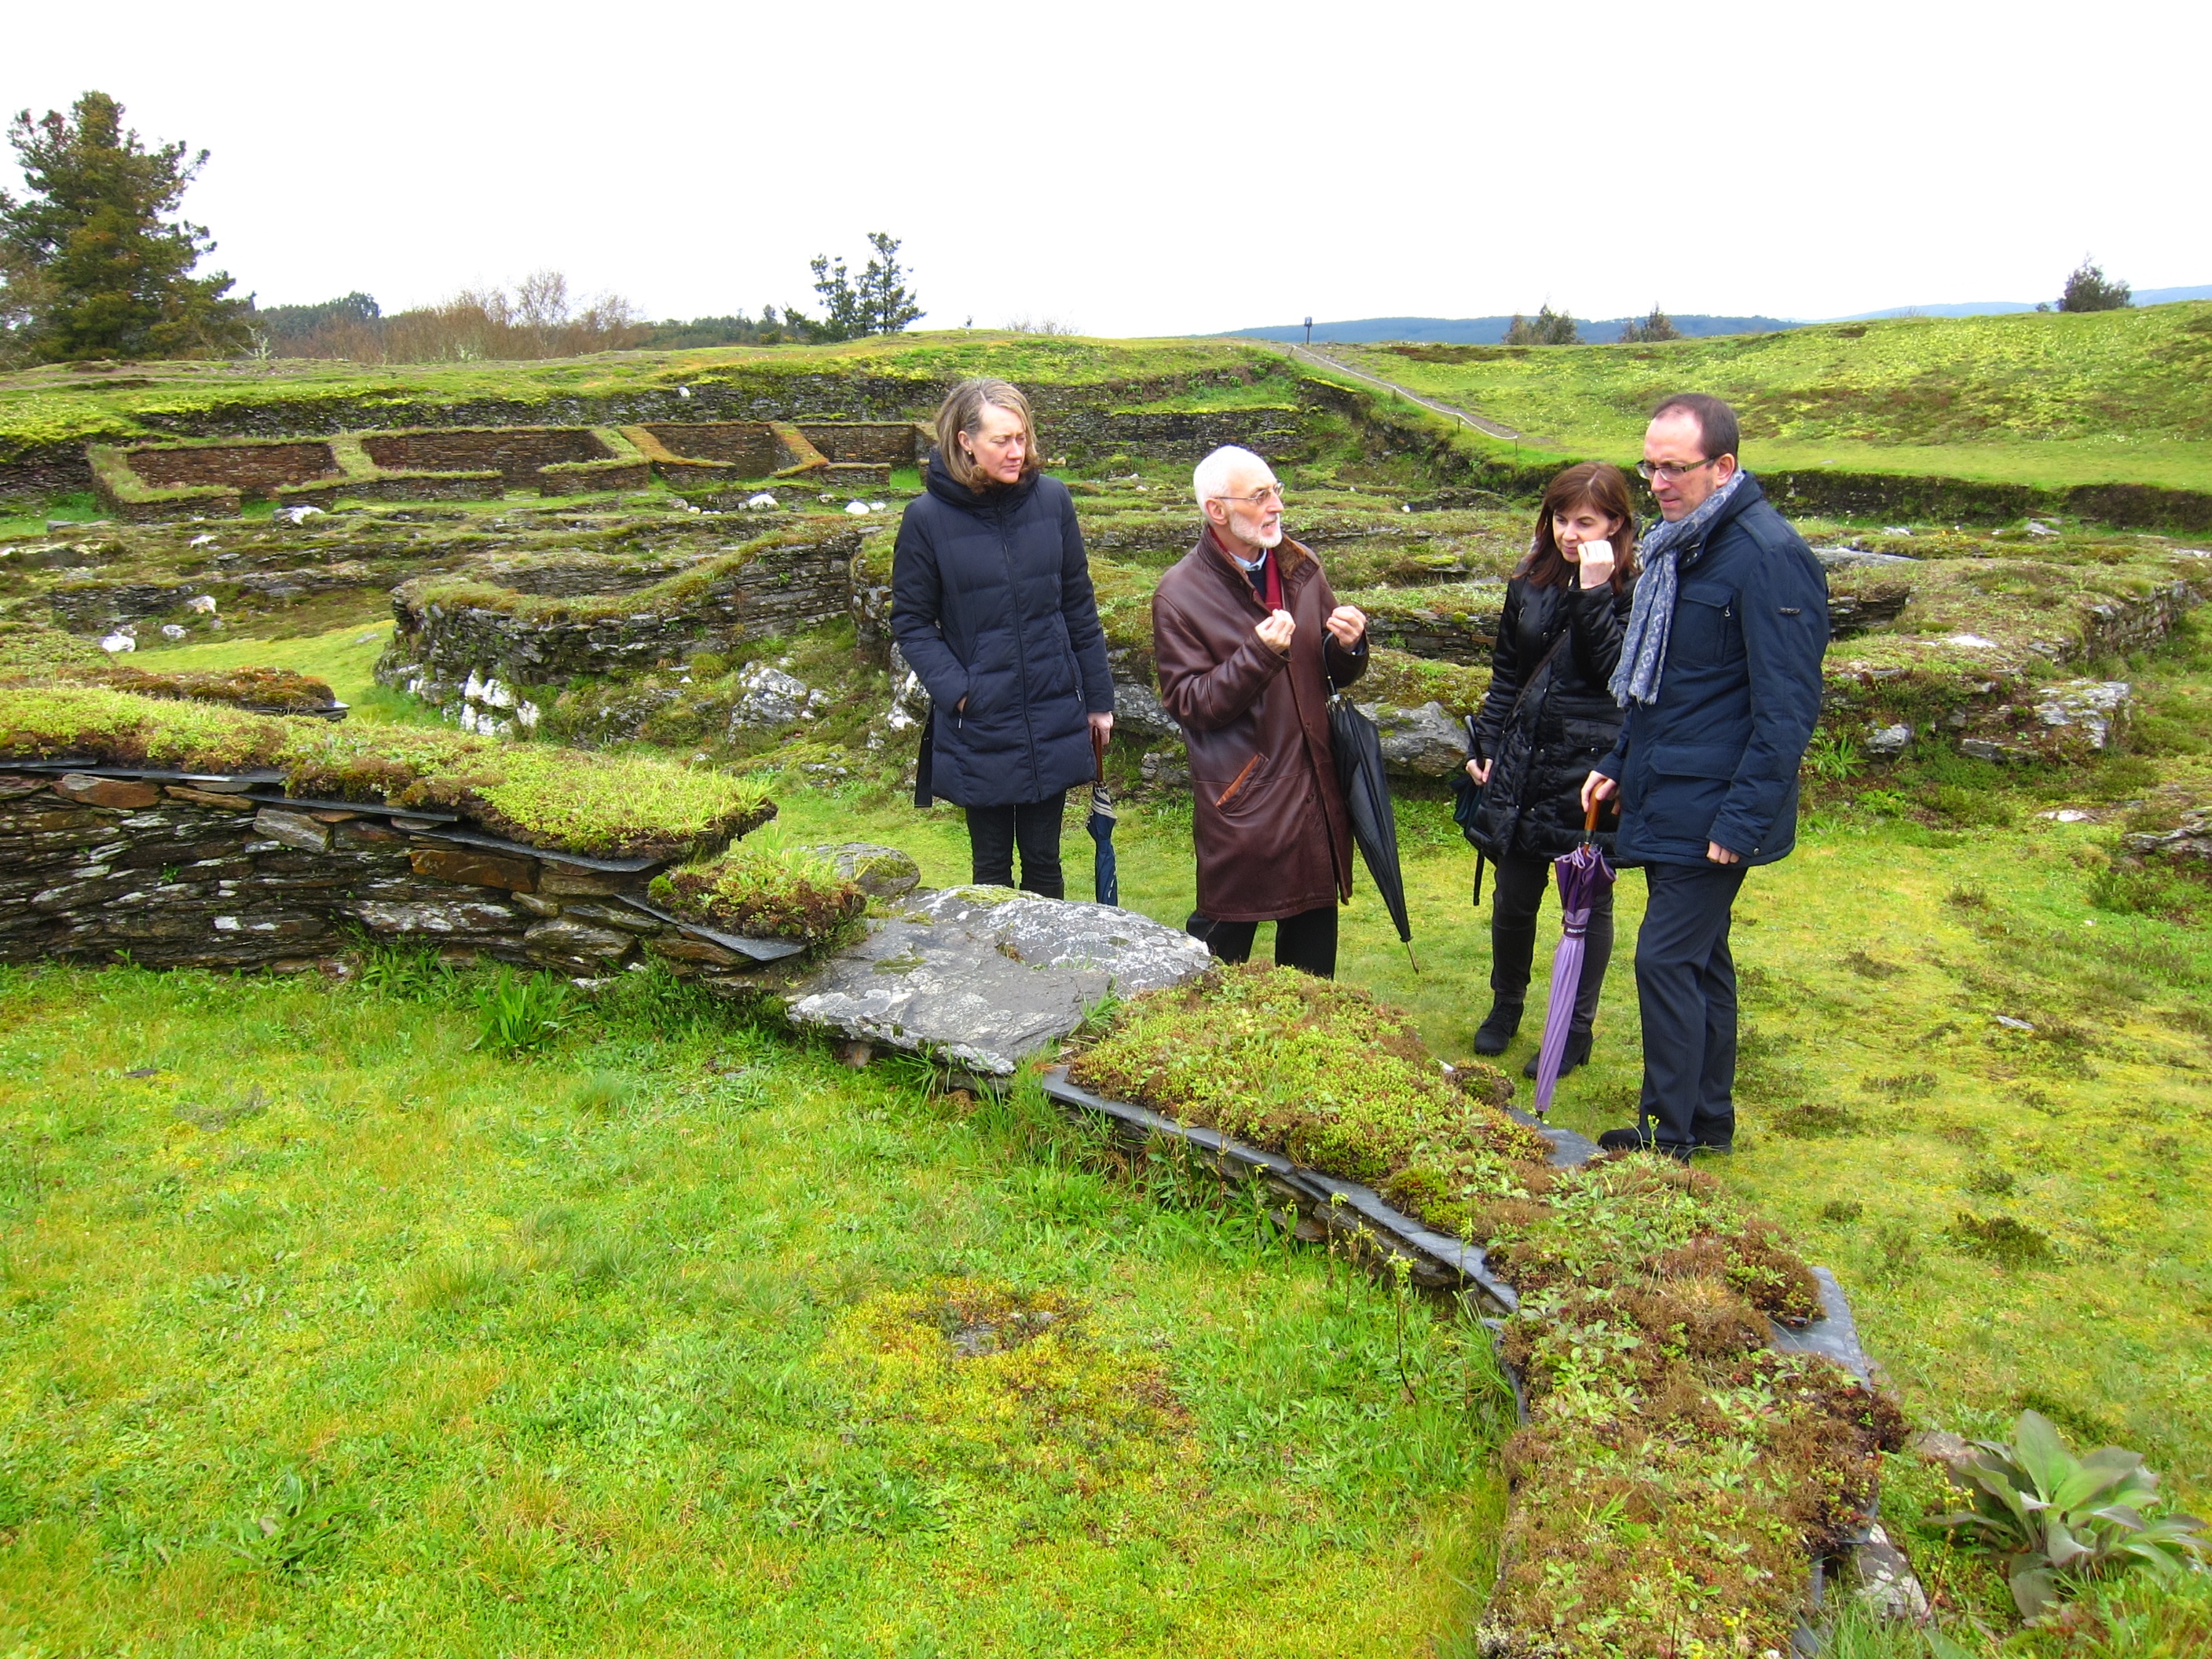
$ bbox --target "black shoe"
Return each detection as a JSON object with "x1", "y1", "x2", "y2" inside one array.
[
  {"x1": 1596, "y1": 1126, "x2": 1647, "y2": 1152},
  {"x1": 1522, "y1": 1028, "x2": 1593, "y2": 1079},
  {"x1": 1471, "y1": 1000, "x2": 1524, "y2": 1055}
]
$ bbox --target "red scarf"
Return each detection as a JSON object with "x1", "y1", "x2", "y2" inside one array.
[{"x1": 1210, "y1": 529, "x2": 1282, "y2": 610}]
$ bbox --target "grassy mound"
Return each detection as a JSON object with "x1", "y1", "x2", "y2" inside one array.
[
  {"x1": 0, "y1": 683, "x2": 771, "y2": 859},
  {"x1": 1070, "y1": 965, "x2": 1537, "y2": 1183},
  {"x1": 653, "y1": 841, "x2": 866, "y2": 943},
  {"x1": 1069, "y1": 965, "x2": 1904, "y2": 1657}
]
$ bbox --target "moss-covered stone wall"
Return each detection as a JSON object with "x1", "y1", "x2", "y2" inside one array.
[
  {"x1": 376, "y1": 528, "x2": 866, "y2": 715},
  {"x1": 0, "y1": 764, "x2": 793, "y2": 982}
]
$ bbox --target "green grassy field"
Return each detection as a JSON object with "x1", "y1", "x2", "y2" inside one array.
[
  {"x1": 1322, "y1": 304, "x2": 2212, "y2": 493},
  {"x1": 0, "y1": 964, "x2": 1511, "y2": 1657}
]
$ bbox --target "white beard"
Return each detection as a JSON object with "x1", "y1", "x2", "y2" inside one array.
[{"x1": 1228, "y1": 506, "x2": 1283, "y2": 549}]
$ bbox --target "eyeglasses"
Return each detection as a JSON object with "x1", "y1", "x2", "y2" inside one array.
[
  {"x1": 1218, "y1": 484, "x2": 1286, "y2": 507},
  {"x1": 1636, "y1": 457, "x2": 1723, "y2": 483}
]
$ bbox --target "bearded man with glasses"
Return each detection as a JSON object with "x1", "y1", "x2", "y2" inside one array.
[
  {"x1": 1579, "y1": 394, "x2": 1829, "y2": 1159},
  {"x1": 1152, "y1": 445, "x2": 1368, "y2": 977}
]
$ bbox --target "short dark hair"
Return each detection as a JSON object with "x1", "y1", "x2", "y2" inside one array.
[{"x1": 1650, "y1": 393, "x2": 1740, "y2": 461}]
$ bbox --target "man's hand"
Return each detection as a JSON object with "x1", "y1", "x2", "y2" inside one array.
[
  {"x1": 1466, "y1": 756, "x2": 1491, "y2": 786},
  {"x1": 1255, "y1": 609, "x2": 1296, "y2": 655},
  {"x1": 1088, "y1": 711, "x2": 1114, "y2": 741},
  {"x1": 1706, "y1": 841, "x2": 1741, "y2": 864},
  {"x1": 1325, "y1": 604, "x2": 1367, "y2": 649},
  {"x1": 1580, "y1": 771, "x2": 1617, "y2": 813}
]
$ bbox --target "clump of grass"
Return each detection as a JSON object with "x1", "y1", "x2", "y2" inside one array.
[
  {"x1": 1950, "y1": 1211, "x2": 2053, "y2": 1265},
  {"x1": 471, "y1": 966, "x2": 571, "y2": 1056},
  {"x1": 652, "y1": 837, "x2": 866, "y2": 945}
]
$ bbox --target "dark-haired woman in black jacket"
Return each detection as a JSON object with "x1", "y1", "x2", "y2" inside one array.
[
  {"x1": 1466, "y1": 461, "x2": 1639, "y2": 1074},
  {"x1": 892, "y1": 378, "x2": 1115, "y2": 897}
]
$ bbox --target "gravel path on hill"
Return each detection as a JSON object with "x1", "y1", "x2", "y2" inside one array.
[{"x1": 1285, "y1": 342, "x2": 1543, "y2": 445}]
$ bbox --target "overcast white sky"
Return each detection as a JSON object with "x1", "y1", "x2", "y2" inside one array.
[{"x1": 8, "y1": 0, "x2": 2205, "y2": 336}]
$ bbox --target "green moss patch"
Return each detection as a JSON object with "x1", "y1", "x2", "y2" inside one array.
[
  {"x1": 0, "y1": 683, "x2": 771, "y2": 859},
  {"x1": 1069, "y1": 965, "x2": 1903, "y2": 1657},
  {"x1": 651, "y1": 842, "x2": 866, "y2": 943}
]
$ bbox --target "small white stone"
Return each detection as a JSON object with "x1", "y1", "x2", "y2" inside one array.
[
  {"x1": 189, "y1": 533, "x2": 218, "y2": 547},
  {"x1": 100, "y1": 631, "x2": 136, "y2": 654},
  {"x1": 160, "y1": 624, "x2": 186, "y2": 639},
  {"x1": 186, "y1": 595, "x2": 218, "y2": 613},
  {"x1": 844, "y1": 500, "x2": 873, "y2": 516},
  {"x1": 746, "y1": 492, "x2": 778, "y2": 510},
  {"x1": 1943, "y1": 633, "x2": 1999, "y2": 650}
]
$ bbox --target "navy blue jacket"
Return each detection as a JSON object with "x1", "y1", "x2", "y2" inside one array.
[
  {"x1": 892, "y1": 453, "x2": 1114, "y2": 808},
  {"x1": 1593, "y1": 474, "x2": 1829, "y2": 866}
]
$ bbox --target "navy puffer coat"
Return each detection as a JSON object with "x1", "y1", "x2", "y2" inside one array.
[
  {"x1": 1592, "y1": 474, "x2": 1830, "y2": 866},
  {"x1": 891, "y1": 452, "x2": 1114, "y2": 808}
]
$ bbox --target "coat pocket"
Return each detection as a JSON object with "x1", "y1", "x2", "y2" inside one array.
[
  {"x1": 1669, "y1": 580, "x2": 1739, "y2": 669},
  {"x1": 1211, "y1": 752, "x2": 1268, "y2": 809}
]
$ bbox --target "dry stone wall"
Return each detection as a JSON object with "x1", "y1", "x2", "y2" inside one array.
[
  {"x1": 376, "y1": 529, "x2": 866, "y2": 719},
  {"x1": 0, "y1": 764, "x2": 800, "y2": 982}
]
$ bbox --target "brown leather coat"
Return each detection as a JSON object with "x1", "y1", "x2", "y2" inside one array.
[{"x1": 1152, "y1": 532, "x2": 1366, "y2": 921}]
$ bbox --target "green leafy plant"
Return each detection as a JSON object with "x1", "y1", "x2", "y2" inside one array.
[
  {"x1": 471, "y1": 966, "x2": 570, "y2": 1056},
  {"x1": 1935, "y1": 1408, "x2": 2208, "y2": 1618},
  {"x1": 1804, "y1": 729, "x2": 1866, "y2": 783}
]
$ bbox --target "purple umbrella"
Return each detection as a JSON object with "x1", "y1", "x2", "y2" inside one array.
[{"x1": 1530, "y1": 801, "x2": 1616, "y2": 1115}]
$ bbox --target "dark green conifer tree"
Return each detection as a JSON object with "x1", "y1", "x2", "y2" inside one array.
[{"x1": 0, "y1": 91, "x2": 249, "y2": 362}]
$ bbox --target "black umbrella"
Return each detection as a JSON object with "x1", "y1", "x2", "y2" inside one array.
[
  {"x1": 1087, "y1": 727, "x2": 1119, "y2": 906},
  {"x1": 1326, "y1": 690, "x2": 1418, "y2": 971}
]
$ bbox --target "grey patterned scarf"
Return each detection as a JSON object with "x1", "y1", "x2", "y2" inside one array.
[{"x1": 1609, "y1": 470, "x2": 1746, "y2": 707}]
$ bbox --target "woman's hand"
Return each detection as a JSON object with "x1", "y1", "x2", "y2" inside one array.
[
  {"x1": 1466, "y1": 756, "x2": 1491, "y2": 785},
  {"x1": 1576, "y1": 539, "x2": 1615, "y2": 589},
  {"x1": 1089, "y1": 711, "x2": 1114, "y2": 741}
]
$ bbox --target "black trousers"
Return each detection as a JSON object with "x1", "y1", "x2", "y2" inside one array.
[
  {"x1": 1487, "y1": 851, "x2": 1614, "y2": 1033},
  {"x1": 966, "y1": 797, "x2": 1066, "y2": 898},
  {"x1": 1634, "y1": 860, "x2": 1749, "y2": 1152},
  {"x1": 1186, "y1": 905, "x2": 1339, "y2": 979}
]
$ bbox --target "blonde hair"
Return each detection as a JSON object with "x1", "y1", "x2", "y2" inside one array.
[{"x1": 935, "y1": 378, "x2": 1042, "y2": 489}]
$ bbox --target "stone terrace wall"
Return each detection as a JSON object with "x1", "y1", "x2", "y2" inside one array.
[
  {"x1": 633, "y1": 422, "x2": 788, "y2": 474},
  {"x1": 795, "y1": 423, "x2": 919, "y2": 467},
  {"x1": 379, "y1": 529, "x2": 866, "y2": 703},
  {"x1": 126, "y1": 441, "x2": 341, "y2": 494},
  {"x1": 0, "y1": 766, "x2": 795, "y2": 984},
  {"x1": 361, "y1": 427, "x2": 611, "y2": 489}
]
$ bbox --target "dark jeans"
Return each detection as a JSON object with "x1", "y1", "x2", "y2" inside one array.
[
  {"x1": 1634, "y1": 860, "x2": 1749, "y2": 1152},
  {"x1": 1488, "y1": 851, "x2": 1614, "y2": 1033},
  {"x1": 1186, "y1": 905, "x2": 1339, "y2": 979},
  {"x1": 966, "y1": 796, "x2": 1066, "y2": 897}
]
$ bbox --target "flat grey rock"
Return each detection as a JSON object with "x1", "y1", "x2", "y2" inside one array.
[
  {"x1": 778, "y1": 886, "x2": 1212, "y2": 1075},
  {"x1": 1357, "y1": 700, "x2": 1467, "y2": 778},
  {"x1": 804, "y1": 841, "x2": 921, "y2": 897}
]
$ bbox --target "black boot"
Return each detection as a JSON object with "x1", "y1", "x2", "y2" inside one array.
[
  {"x1": 1523, "y1": 1027, "x2": 1594, "y2": 1079},
  {"x1": 1471, "y1": 1000, "x2": 1523, "y2": 1055}
]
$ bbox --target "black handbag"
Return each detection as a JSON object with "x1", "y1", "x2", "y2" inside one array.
[{"x1": 1456, "y1": 628, "x2": 1573, "y2": 907}]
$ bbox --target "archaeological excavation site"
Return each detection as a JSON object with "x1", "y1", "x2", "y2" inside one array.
[{"x1": 4, "y1": 324, "x2": 2210, "y2": 1658}]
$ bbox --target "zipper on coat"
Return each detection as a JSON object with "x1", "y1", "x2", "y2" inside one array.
[{"x1": 998, "y1": 496, "x2": 1039, "y2": 787}]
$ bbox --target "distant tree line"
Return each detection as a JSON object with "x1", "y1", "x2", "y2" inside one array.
[
  {"x1": 0, "y1": 88, "x2": 928, "y2": 365},
  {"x1": 1496, "y1": 305, "x2": 1683, "y2": 346}
]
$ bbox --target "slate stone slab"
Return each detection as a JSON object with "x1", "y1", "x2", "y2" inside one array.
[{"x1": 777, "y1": 887, "x2": 1212, "y2": 1075}]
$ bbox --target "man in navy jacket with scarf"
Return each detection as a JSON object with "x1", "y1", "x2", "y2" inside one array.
[{"x1": 1582, "y1": 394, "x2": 1828, "y2": 1157}]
